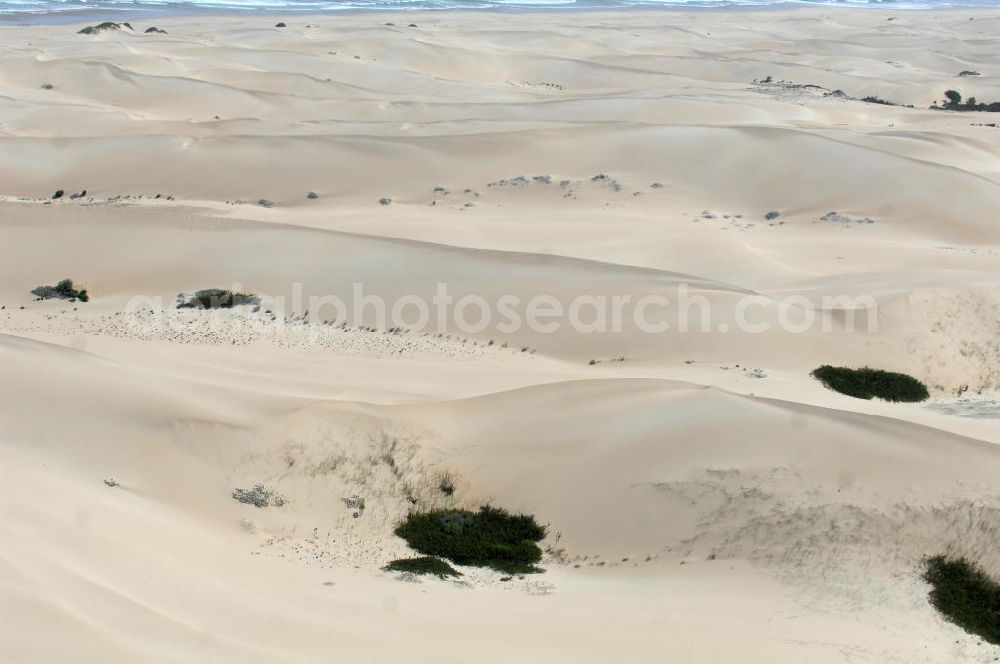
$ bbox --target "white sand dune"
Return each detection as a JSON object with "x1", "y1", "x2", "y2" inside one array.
[{"x1": 2, "y1": 8, "x2": 1000, "y2": 662}]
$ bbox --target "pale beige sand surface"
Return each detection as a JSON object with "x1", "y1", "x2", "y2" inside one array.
[{"x1": 2, "y1": 8, "x2": 1000, "y2": 662}]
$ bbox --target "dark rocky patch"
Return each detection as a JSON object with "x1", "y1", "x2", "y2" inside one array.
[{"x1": 78, "y1": 21, "x2": 131, "y2": 35}]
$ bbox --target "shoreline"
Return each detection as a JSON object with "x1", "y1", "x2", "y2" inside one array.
[{"x1": 2, "y1": 3, "x2": 997, "y2": 26}]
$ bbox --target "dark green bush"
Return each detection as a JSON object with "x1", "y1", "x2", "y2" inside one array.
[
  {"x1": 811, "y1": 365, "x2": 929, "y2": 402},
  {"x1": 394, "y1": 505, "x2": 546, "y2": 574},
  {"x1": 438, "y1": 472, "x2": 455, "y2": 497},
  {"x1": 861, "y1": 95, "x2": 894, "y2": 106},
  {"x1": 925, "y1": 555, "x2": 1000, "y2": 644},
  {"x1": 177, "y1": 289, "x2": 259, "y2": 309},
  {"x1": 937, "y1": 89, "x2": 1000, "y2": 112},
  {"x1": 385, "y1": 556, "x2": 461, "y2": 578},
  {"x1": 31, "y1": 278, "x2": 89, "y2": 302}
]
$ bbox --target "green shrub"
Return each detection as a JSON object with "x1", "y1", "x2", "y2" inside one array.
[
  {"x1": 385, "y1": 556, "x2": 461, "y2": 578},
  {"x1": 177, "y1": 289, "x2": 259, "y2": 309},
  {"x1": 938, "y1": 89, "x2": 1000, "y2": 112},
  {"x1": 31, "y1": 278, "x2": 89, "y2": 302},
  {"x1": 811, "y1": 365, "x2": 929, "y2": 402},
  {"x1": 437, "y1": 471, "x2": 456, "y2": 497},
  {"x1": 925, "y1": 555, "x2": 1000, "y2": 644},
  {"x1": 394, "y1": 505, "x2": 546, "y2": 574},
  {"x1": 861, "y1": 95, "x2": 895, "y2": 105}
]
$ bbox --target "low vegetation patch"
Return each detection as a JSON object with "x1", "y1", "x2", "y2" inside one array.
[
  {"x1": 177, "y1": 289, "x2": 259, "y2": 309},
  {"x1": 385, "y1": 556, "x2": 461, "y2": 578},
  {"x1": 394, "y1": 505, "x2": 546, "y2": 574},
  {"x1": 861, "y1": 95, "x2": 895, "y2": 106},
  {"x1": 811, "y1": 365, "x2": 929, "y2": 402},
  {"x1": 32, "y1": 278, "x2": 88, "y2": 302},
  {"x1": 925, "y1": 555, "x2": 1000, "y2": 644},
  {"x1": 437, "y1": 471, "x2": 456, "y2": 497},
  {"x1": 232, "y1": 484, "x2": 286, "y2": 508},
  {"x1": 935, "y1": 90, "x2": 1000, "y2": 112}
]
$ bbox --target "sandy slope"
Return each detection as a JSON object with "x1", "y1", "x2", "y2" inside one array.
[{"x1": 2, "y1": 8, "x2": 1000, "y2": 663}]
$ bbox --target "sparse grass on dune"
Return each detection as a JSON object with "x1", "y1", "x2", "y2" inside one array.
[
  {"x1": 925, "y1": 555, "x2": 1000, "y2": 644},
  {"x1": 394, "y1": 505, "x2": 546, "y2": 574},
  {"x1": 811, "y1": 365, "x2": 929, "y2": 402}
]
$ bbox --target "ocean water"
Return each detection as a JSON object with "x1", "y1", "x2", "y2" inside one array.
[{"x1": 0, "y1": 0, "x2": 995, "y2": 15}]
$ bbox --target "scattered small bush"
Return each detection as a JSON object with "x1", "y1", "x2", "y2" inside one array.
[
  {"x1": 341, "y1": 495, "x2": 365, "y2": 513},
  {"x1": 232, "y1": 484, "x2": 286, "y2": 508},
  {"x1": 437, "y1": 472, "x2": 456, "y2": 497},
  {"x1": 394, "y1": 505, "x2": 546, "y2": 574},
  {"x1": 32, "y1": 278, "x2": 88, "y2": 302},
  {"x1": 861, "y1": 95, "x2": 895, "y2": 106},
  {"x1": 177, "y1": 289, "x2": 259, "y2": 309},
  {"x1": 925, "y1": 555, "x2": 1000, "y2": 644},
  {"x1": 811, "y1": 365, "x2": 929, "y2": 402},
  {"x1": 385, "y1": 556, "x2": 461, "y2": 578}
]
